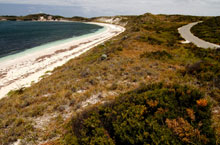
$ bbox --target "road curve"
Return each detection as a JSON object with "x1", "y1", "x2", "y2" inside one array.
[{"x1": 178, "y1": 22, "x2": 220, "y2": 49}]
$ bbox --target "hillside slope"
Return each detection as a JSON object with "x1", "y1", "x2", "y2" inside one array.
[
  {"x1": 62, "y1": 83, "x2": 216, "y2": 145},
  {"x1": 0, "y1": 13, "x2": 219, "y2": 144}
]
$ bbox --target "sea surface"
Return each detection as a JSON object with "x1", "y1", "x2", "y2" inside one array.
[{"x1": 0, "y1": 21, "x2": 103, "y2": 59}]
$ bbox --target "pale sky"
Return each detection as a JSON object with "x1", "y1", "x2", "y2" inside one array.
[{"x1": 0, "y1": 0, "x2": 219, "y2": 17}]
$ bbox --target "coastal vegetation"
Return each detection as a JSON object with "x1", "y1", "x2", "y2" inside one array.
[
  {"x1": 62, "y1": 83, "x2": 216, "y2": 145},
  {"x1": 191, "y1": 16, "x2": 220, "y2": 45},
  {"x1": 0, "y1": 13, "x2": 219, "y2": 144}
]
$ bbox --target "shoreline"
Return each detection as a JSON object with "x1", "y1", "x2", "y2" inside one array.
[
  {"x1": 0, "y1": 22, "x2": 125, "y2": 99},
  {"x1": 0, "y1": 22, "x2": 106, "y2": 62}
]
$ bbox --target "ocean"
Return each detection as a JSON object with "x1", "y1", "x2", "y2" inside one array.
[{"x1": 0, "y1": 21, "x2": 103, "y2": 59}]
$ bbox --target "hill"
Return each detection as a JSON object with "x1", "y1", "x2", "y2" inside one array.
[
  {"x1": 0, "y1": 13, "x2": 64, "y2": 21},
  {"x1": 0, "y1": 13, "x2": 219, "y2": 144}
]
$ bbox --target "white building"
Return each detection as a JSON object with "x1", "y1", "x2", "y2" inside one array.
[{"x1": 39, "y1": 16, "x2": 45, "y2": 21}]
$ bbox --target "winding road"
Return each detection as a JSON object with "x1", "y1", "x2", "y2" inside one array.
[{"x1": 178, "y1": 22, "x2": 220, "y2": 49}]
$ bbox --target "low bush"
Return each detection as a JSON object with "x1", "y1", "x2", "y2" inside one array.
[
  {"x1": 138, "y1": 35, "x2": 166, "y2": 45},
  {"x1": 184, "y1": 60, "x2": 220, "y2": 86},
  {"x1": 62, "y1": 83, "x2": 216, "y2": 145},
  {"x1": 140, "y1": 50, "x2": 172, "y2": 60},
  {"x1": 185, "y1": 44, "x2": 220, "y2": 62}
]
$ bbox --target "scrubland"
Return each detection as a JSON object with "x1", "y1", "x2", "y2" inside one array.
[{"x1": 0, "y1": 13, "x2": 219, "y2": 144}]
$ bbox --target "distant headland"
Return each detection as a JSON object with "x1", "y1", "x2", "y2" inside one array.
[{"x1": 0, "y1": 13, "x2": 89, "y2": 22}]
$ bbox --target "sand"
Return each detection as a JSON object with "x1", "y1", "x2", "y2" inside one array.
[{"x1": 0, "y1": 22, "x2": 125, "y2": 99}]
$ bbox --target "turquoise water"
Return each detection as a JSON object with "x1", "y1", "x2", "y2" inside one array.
[{"x1": 0, "y1": 21, "x2": 105, "y2": 62}]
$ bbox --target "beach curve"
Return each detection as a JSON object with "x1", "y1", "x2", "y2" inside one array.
[{"x1": 0, "y1": 22, "x2": 125, "y2": 99}]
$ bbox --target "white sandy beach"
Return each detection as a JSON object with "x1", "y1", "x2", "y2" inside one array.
[{"x1": 0, "y1": 22, "x2": 125, "y2": 99}]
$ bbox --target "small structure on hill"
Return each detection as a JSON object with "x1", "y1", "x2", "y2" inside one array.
[{"x1": 38, "y1": 16, "x2": 45, "y2": 21}]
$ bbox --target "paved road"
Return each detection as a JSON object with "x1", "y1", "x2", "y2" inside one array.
[{"x1": 178, "y1": 22, "x2": 220, "y2": 49}]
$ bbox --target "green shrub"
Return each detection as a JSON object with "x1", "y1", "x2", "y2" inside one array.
[
  {"x1": 140, "y1": 50, "x2": 172, "y2": 60},
  {"x1": 139, "y1": 35, "x2": 166, "y2": 45},
  {"x1": 62, "y1": 133, "x2": 79, "y2": 145},
  {"x1": 62, "y1": 83, "x2": 216, "y2": 145},
  {"x1": 185, "y1": 45, "x2": 220, "y2": 62},
  {"x1": 184, "y1": 60, "x2": 220, "y2": 85}
]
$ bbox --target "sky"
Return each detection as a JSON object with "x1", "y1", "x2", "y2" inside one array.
[{"x1": 0, "y1": 0, "x2": 220, "y2": 17}]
